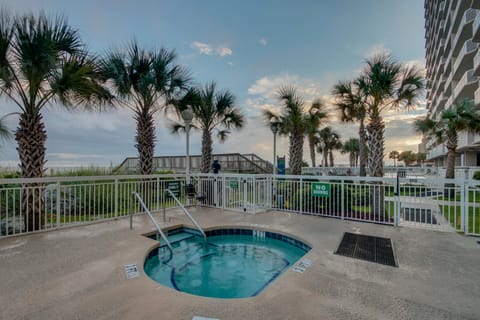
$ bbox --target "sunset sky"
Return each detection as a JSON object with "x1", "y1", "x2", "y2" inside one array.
[{"x1": 0, "y1": 0, "x2": 426, "y2": 168}]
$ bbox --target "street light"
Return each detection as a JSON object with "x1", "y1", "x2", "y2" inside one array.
[
  {"x1": 181, "y1": 107, "x2": 194, "y2": 183},
  {"x1": 270, "y1": 121, "x2": 280, "y2": 175}
]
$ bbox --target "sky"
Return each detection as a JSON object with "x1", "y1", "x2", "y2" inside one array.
[{"x1": 0, "y1": 0, "x2": 427, "y2": 169}]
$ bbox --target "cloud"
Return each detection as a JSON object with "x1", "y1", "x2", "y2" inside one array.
[
  {"x1": 246, "y1": 74, "x2": 338, "y2": 116},
  {"x1": 259, "y1": 38, "x2": 267, "y2": 46},
  {"x1": 191, "y1": 41, "x2": 213, "y2": 55},
  {"x1": 365, "y1": 43, "x2": 390, "y2": 58},
  {"x1": 216, "y1": 47, "x2": 232, "y2": 56},
  {"x1": 227, "y1": 61, "x2": 234, "y2": 66},
  {"x1": 191, "y1": 41, "x2": 232, "y2": 57}
]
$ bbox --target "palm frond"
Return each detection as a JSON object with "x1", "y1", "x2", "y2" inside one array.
[
  {"x1": 50, "y1": 51, "x2": 113, "y2": 109},
  {"x1": 0, "y1": 9, "x2": 14, "y2": 92},
  {"x1": 169, "y1": 122, "x2": 185, "y2": 134},
  {"x1": 217, "y1": 129, "x2": 230, "y2": 142}
]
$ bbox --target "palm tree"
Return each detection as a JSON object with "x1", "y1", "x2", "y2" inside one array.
[
  {"x1": 356, "y1": 54, "x2": 424, "y2": 177},
  {"x1": 304, "y1": 99, "x2": 328, "y2": 167},
  {"x1": 416, "y1": 152, "x2": 426, "y2": 165},
  {"x1": 415, "y1": 99, "x2": 480, "y2": 179},
  {"x1": 388, "y1": 150, "x2": 400, "y2": 167},
  {"x1": 263, "y1": 86, "x2": 314, "y2": 175},
  {"x1": 317, "y1": 127, "x2": 341, "y2": 167},
  {"x1": 172, "y1": 82, "x2": 244, "y2": 173},
  {"x1": 399, "y1": 150, "x2": 416, "y2": 166},
  {"x1": 333, "y1": 80, "x2": 368, "y2": 176},
  {"x1": 100, "y1": 40, "x2": 190, "y2": 174},
  {"x1": 342, "y1": 138, "x2": 360, "y2": 167},
  {"x1": 0, "y1": 11, "x2": 111, "y2": 231}
]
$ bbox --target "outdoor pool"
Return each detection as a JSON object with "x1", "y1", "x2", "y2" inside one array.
[{"x1": 144, "y1": 227, "x2": 311, "y2": 298}]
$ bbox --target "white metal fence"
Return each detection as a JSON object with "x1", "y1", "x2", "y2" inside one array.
[{"x1": 1, "y1": 173, "x2": 479, "y2": 238}]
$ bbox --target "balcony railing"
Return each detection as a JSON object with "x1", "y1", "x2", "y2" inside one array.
[
  {"x1": 475, "y1": 86, "x2": 480, "y2": 106},
  {"x1": 453, "y1": 69, "x2": 478, "y2": 101},
  {"x1": 474, "y1": 50, "x2": 480, "y2": 76},
  {"x1": 457, "y1": 130, "x2": 473, "y2": 149},
  {"x1": 427, "y1": 144, "x2": 445, "y2": 159},
  {"x1": 453, "y1": 40, "x2": 478, "y2": 79}
]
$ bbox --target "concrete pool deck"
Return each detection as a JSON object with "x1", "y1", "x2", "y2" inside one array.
[{"x1": 1, "y1": 207, "x2": 479, "y2": 320}]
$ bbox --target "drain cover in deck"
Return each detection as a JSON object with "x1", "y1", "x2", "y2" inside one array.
[{"x1": 335, "y1": 232, "x2": 397, "y2": 267}]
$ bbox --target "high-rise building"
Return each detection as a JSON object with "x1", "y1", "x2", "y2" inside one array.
[{"x1": 424, "y1": 0, "x2": 480, "y2": 166}]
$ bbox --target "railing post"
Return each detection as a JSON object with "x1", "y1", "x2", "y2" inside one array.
[
  {"x1": 253, "y1": 176, "x2": 257, "y2": 214},
  {"x1": 341, "y1": 179, "x2": 345, "y2": 220},
  {"x1": 114, "y1": 178, "x2": 119, "y2": 219},
  {"x1": 156, "y1": 177, "x2": 160, "y2": 210},
  {"x1": 460, "y1": 179, "x2": 466, "y2": 233},
  {"x1": 214, "y1": 176, "x2": 218, "y2": 207},
  {"x1": 222, "y1": 175, "x2": 226, "y2": 209},
  {"x1": 299, "y1": 177, "x2": 303, "y2": 213},
  {"x1": 56, "y1": 181, "x2": 61, "y2": 229},
  {"x1": 394, "y1": 174, "x2": 400, "y2": 227},
  {"x1": 243, "y1": 178, "x2": 247, "y2": 213}
]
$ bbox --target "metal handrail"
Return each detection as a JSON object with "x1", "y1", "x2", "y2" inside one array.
[
  {"x1": 165, "y1": 189, "x2": 207, "y2": 241},
  {"x1": 131, "y1": 192, "x2": 173, "y2": 256}
]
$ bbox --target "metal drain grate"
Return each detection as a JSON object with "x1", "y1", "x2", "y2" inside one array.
[{"x1": 335, "y1": 232, "x2": 397, "y2": 267}]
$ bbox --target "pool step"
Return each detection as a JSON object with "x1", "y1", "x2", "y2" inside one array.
[{"x1": 157, "y1": 232, "x2": 195, "y2": 247}]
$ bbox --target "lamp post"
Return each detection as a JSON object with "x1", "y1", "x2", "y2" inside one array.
[
  {"x1": 181, "y1": 108, "x2": 194, "y2": 184},
  {"x1": 270, "y1": 121, "x2": 280, "y2": 175}
]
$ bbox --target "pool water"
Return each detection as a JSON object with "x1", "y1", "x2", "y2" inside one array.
[{"x1": 144, "y1": 228, "x2": 310, "y2": 299}]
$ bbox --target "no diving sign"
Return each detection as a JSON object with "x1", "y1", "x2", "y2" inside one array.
[{"x1": 311, "y1": 182, "x2": 330, "y2": 197}]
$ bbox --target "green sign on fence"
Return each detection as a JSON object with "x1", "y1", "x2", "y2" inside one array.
[
  {"x1": 165, "y1": 180, "x2": 181, "y2": 198},
  {"x1": 230, "y1": 180, "x2": 239, "y2": 189},
  {"x1": 311, "y1": 182, "x2": 330, "y2": 197}
]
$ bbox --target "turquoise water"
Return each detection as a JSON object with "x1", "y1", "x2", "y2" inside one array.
[{"x1": 144, "y1": 229, "x2": 309, "y2": 298}]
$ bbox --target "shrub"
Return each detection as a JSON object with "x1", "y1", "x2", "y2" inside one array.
[{"x1": 473, "y1": 171, "x2": 480, "y2": 180}]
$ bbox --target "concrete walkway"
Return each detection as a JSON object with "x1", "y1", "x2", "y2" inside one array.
[{"x1": 1, "y1": 207, "x2": 479, "y2": 320}]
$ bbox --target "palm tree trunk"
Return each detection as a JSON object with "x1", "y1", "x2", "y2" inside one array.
[
  {"x1": 201, "y1": 129, "x2": 213, "y2": 173},
  {"x1": 308, "y1": 134, "x2": 316, "y2": 167},
  {"x1": 135, "y1": 110, "x2": 155, "y2": 175},
  {"x1": 289, "y1": 132, "x2": 304, "y2": 175},
  {"x1": 444, "y1": 132, "x2": 457, "y2": 198},
  {"x1": 323, "y1": 149, "x2": 328, "y2": 167},
  {"x1": 366, "y1": 116, "x2": 385, "y2": 177},
  {"x1": 359, "y1": 120, "x2": 367, "y2": 176},
  {"x1": 445, "y1": 133, "x2": 457, "y2": 179},
  {"x1": 15, "y1": 113, "x2": 47, "y2": 231},
  {"x1": 329, "y1": 150, "x2": 334, "y2": 167},
  {"x1": 366, "y1": 115, "x2": 385, "y2": 216},
  {"x1": 349, "y1": 152, "x2": 354, "y2": 167}
]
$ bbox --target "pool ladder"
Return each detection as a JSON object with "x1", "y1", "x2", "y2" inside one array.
[
  {"x1": 131, "y1": 192, "x2": 173, "y2": 262},
  {"x1": 165, "y1": 189, "x2": 207, "y2": 241}
]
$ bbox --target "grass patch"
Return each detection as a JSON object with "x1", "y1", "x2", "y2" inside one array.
[
  {"x1": 436, "y1": 190, "x2": 480, "y2": 202},
  {"x1": 439, "y1": 204, "x2": 480, "y2": 234}
]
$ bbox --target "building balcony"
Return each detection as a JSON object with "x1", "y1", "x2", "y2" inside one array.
[
  {"x1": 452, "y1": 40, "x2": 478, "y2": 79},
  {"x1": 475, "y1": 50, "x2": 480, "y2": 76},
  {"x1": 457, "y1": 130, "x2": 474, "y2": 150},
  {"x1": 432, "y1": 56, "x2": 447, "y2": 84},
  {"x1": 453, "y1": 69, "x2": 478, "y2": 103},
  {"x1": 451, "y1": 9, "x2": 477, "y2": 57},
  {"x1": 474, "y1": 11, "x2": 480, "y2": 40},
  {"x1": 425, "y1": 136, "x2": 436, "y2": 150},
  {"x1": 427, "y1": 144, "x2": 446, "y2": 160},
  {"x1": 475, "y1": 86, "x2": 480, "y2": 105},
  {"x1": 472, "y1": 132, "x2": 480, "y2": 145}
]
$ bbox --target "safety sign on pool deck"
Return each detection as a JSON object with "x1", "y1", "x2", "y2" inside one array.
[{"x1": 311, "y1": 182, "x2": 330, "y2": 197}]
